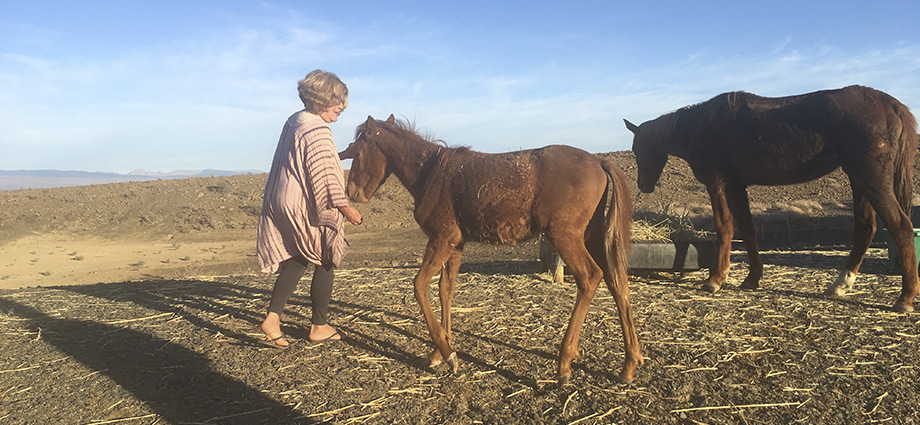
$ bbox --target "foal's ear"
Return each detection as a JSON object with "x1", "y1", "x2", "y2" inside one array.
[
  {"x1": 365, "y1": 115, "x2": 376, "y2": 130},
  {"x1": 624, "y1": 119, "x2": 639, "y2": 134},
  {"x1": 386, "y1": 114, "x2": 396, "y2": 123},
  {"x1": 338, "y1": 143, "x2": 356, "y2": 160}
]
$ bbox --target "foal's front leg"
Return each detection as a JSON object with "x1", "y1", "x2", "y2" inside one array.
[
  {"x1": 414, "y1": 237, "x2": 459, "y2": 372},
  {"x1": 428, "y1": 247, "x2": 462, "y2": 369}
]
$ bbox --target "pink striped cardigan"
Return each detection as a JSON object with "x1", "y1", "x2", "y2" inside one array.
[{"x1": 257, "y1": 110, "x2": 351, "y2": 273}]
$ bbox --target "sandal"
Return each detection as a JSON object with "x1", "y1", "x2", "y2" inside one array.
[
  {"x1": 258, "y1": 334, "x2": 290, "y2": 349},
  {"x1": 308, "y1": 329, "x2": 347, "y2": 343}
]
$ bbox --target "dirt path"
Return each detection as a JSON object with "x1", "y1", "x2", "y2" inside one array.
[{"x1": 0, "y1": 232, "x2": 259, "y2": 289}]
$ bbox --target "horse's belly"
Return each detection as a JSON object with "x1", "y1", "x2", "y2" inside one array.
[
  {"x1": 465, "y1": 215, "x2": 534, "y2": 245},
  {"x1": 743, "y1": 160, "x2": 839, "y2": 186}
]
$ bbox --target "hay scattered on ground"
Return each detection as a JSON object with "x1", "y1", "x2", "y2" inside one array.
[{"x1": 1, "y1": 248, "x2": 917, "y2": 424}]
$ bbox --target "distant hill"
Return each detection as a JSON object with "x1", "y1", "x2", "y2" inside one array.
[{"x1": 0, "y1": 169, "x2": 264, "y2": 191}]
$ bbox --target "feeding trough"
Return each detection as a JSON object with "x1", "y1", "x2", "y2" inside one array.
[
  {"x1": 628, "y1": 239, "x2": 716, "y2": 271},
  {"x1": 539, "y1": 235, "x2": 716, "y2": 282},
  {"x1": 881, "y1": 227, "x2": 920, "y2": 273}
]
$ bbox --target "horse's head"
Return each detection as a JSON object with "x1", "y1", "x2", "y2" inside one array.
[
  {"x1": 625, "y1": 119, "x2": 668, "y2": 193},
  {"x1": 338, "y1": 115, "x2": 396, "y2": 203}
]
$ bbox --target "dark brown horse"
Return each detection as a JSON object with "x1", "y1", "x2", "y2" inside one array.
[
  {"x1": 339, "y1": 115, "x2": 641, "y2": 384},
  {"x1": 625, "y1": 85, "x2": 918, "y2": 313}
]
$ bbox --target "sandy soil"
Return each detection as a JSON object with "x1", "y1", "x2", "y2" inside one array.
[{"x1": 1, "y1": 151, "x2": 918, "y2": 424}]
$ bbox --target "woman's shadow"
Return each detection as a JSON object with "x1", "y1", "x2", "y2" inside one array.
[{"x1": 0, "y1": 297, "x2": 309, "y2": 424}]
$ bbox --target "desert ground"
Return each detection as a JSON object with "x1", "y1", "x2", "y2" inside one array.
[{"x1": 1, "y1": 151, "x2": 918, "y2": 424}]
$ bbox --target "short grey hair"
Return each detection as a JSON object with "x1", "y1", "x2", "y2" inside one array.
[{"x1": 298, "y1": 69, "x2": 349, "y2": 114}]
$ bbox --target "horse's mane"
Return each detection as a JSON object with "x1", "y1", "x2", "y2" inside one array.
[
  {"x1": 642, "y1": 110, "x2": 682, "y2": 143},
  {"x1": 355, "y1": 117, "x2": 472, "y2": 153},
  {"x1": 650, "y1": 91, "x2": 755, "y2": 138}
]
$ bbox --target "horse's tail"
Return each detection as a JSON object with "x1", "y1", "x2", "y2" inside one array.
[
  {"x1": 600, "y1": 159, "x2": 632, "y2": 285},
  {"x1": 599, "y1": 158, "x2": 642, "y2": 382},
  {"x1": 893, "y1": 104, "x2": 917, "y2": 224}
]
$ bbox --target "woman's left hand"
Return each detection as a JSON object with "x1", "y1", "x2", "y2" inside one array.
[{"x1": 339, "y1": 205, "x2": 363, "y2": 225}]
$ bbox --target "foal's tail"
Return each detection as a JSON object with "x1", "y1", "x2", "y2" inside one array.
[
  {"x1": 599, "y1": 158, "x2": 642, "y2": 381},
  {"x1": 893, "y1": 105, "x2": 917, "y2": 223},
  {"x1": 600, "y1": 159, "x2": 633, "y2": 283}
]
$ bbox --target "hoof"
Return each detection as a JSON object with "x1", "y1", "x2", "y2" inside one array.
[
  {"x1": 428, "y1": 349, "x2": 443, "y2": 368},
  {"x1": 701, "y1": 281, "x2": 721, "y2": 293},
  {"x1": 556, "y1": 374, "x2": 571, "y2": 387},
  {"x1": 826, "y1": 270, "x2": 856, "y2": 298},
  {"x1": 610, "y1": 372, "x2": 633, "y2": 385},
  {"x1": 739, "y1": 280, "x2": 759, "y2": 290},
  {"x1": 892, "y1": 302, "x2": 915, "y2": 313},
  {"x1": 445, "y1": 351, "x2": 459, "y2": 374},
  {"x1": 823, "y1": 285, "x2": 846, "y2": 298}
]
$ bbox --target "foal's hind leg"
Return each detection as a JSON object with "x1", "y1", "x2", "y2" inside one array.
[
  {"x1": 551, "y1": 234, "x2": 603, "y2": 385},
  {"x1": 587, "y1": 230, "x2": 642, "y2": 383},
  {"x1": 428, "y1": 246, "x2": 463, "y2": 368}
]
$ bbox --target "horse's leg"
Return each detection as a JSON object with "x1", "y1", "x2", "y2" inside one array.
[
  {"x1": 586, "y1": 228, "x2": 642, "y2": 384},
  {"x1": 726, "y1": 184, "x2": 763, "y2": 289},
  {"x1": 825, "y1": 190, "x2": 875, "y2": 298},
  {"x1": 414, "y1": 237, "x2": 460, "y2": 372},
  {"x1": 540, "y1": 235, "x2": 565, "y2": 283},
  {"x1": 862, "y1": 190, "x2": 917, "y2": 312},
  {"x1": 552, "y1": 254, "x2": 566, "y2": 284},
  {"x1": 428, "y1": 246, "x2": 463, "y2": 368},
  {"x1": 551, "y1": 234, "x2": 603, "y2": 385},
  {"x1": 702, "y1": 179, "x2": 734, "y2": 293}
]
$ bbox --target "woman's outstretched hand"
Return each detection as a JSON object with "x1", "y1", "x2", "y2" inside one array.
[{"x1": 339, "y1": 205, "x2": 363, "y2": 225}]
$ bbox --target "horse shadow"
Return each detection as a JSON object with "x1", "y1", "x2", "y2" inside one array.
[
  {"x1": 640, "y1": 246, "x2": 897, "y2": 312},
  {"x1": 52, "y1": 278, "x2": 550, "y2": 387},
  {"x1": 0, "y1": 295, "x2": 305, "y2": 424},
  {"x1": 327, "y1": 297, "x2": 578, "y2": 388},
  {"x1": 50, "y1": 269, "x2": 653, "y2": 399}
]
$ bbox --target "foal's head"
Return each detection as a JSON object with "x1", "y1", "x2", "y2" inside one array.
[
  {"x1": 338, "y1": 115, "x2": 398, "y2": 203},
  {"x1": 625, "y1": 118, "x2": 669, "y2": 193}
]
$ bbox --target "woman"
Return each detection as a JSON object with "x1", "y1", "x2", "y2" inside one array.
[{"x1": 257, "y1": 69, "x2": 362, "y2": 347}]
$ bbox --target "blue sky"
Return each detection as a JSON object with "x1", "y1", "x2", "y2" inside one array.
[{"x1": 2, "y1": 1, "x2": 919, "y2": 173}]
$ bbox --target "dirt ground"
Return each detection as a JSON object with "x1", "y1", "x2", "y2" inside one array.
[{"x1": 1, "y1": 151, "x2": 918, "y2": 424}]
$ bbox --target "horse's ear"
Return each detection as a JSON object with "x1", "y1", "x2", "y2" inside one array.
[
  {"x1": 624, "y1": 119, "x2": 639, "y2": 134},
  {"x1": 339, "y1": 143, "x2": 355, "y2": 160},
  {"x1": 365, "y1": 115, "x2": 376, "y2": 130},
  {"x1": 386, "y1": 114, "x2": 396, "y2": 123}
]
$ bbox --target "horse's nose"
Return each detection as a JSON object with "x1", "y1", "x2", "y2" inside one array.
[{"x1": 345, "y1": 182, "x2": 366, "y2": 202}]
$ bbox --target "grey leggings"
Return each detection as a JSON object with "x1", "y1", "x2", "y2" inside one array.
[{"x1": 267, "y1": 256, "x2": 335, "y2": 326}]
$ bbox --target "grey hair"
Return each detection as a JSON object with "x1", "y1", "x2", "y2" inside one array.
[{"x1": 298, "y1": 69, "x2": 349, "y2": 114}]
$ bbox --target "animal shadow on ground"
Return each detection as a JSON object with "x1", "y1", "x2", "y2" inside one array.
[
  {"x1": 639, "y1": 247, "x2": 898, "y2": 312},
  {"x1": 53, "y1": 276, "x2": 605, "y2": 405}
]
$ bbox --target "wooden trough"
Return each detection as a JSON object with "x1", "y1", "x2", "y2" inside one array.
[{"x1": 539, "y1": 236, "x2": 717, "y2": 282}]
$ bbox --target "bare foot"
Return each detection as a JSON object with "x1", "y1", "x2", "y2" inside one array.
[
  {"x1": 260, "y1": 312, "x2": 290, "y2": 347},
  {"x1": 309, "y1": 324, "x2": 347, "y2": 342}
]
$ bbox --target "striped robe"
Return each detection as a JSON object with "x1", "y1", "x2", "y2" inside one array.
[{"x1": 257, "y1": 110, "x2": 351, "y2": 273}]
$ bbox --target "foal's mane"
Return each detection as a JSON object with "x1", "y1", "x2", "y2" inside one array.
[{"x1": 355, "y1": 117, "x2": 470, "y2": 153}]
